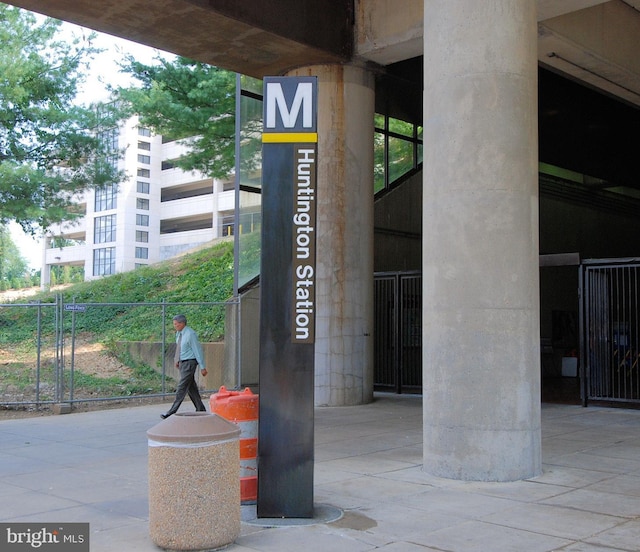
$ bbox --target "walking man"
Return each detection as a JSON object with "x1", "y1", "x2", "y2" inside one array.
[{"x1": 161, "y1": 314, "x2": 208, "y2": 419}]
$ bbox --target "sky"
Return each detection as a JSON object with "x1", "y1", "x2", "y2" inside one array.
[{"x1": 9, "y1": 18, "x2": 165, "y2": 270}]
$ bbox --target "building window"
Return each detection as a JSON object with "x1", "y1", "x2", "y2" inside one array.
[
  {"x1": 136, "y1": 230, "x2": 149, "y2": 243},
  {"x1": 162, "y1": 160, "x2": 176, "y2": 170},
  {"x1": 137, "y1": 168, "x2": 150, "y2": 178},
  {"x1": 94, "y1": 214, "x2": 116, "y2": 244},
  {"x1": 94, "y1": 184, "x2": 117, "y2": 212},
  {"x1": 135, "y1": 263, "x2": 147, "y2": 269},
  {"x1": 138, "y1": 154, "x2": 151, "y2": 164},
  {"x1": 99, "y1": 127, "x2": 119, "y2": 152},
  {"x1": 136, "y1": 198, "x2": 150, "y2": 210},
  {"x1": 136, "y1": 181, "x2": 150, "y2": 194},
  {"x1": 136, "y1": 214, "x2": 149, "y2": 226},
  {"x1": 97, "y1": 127, "x2": 120, "y2": 171},
  {"x1": 138, "y1": 140, "x2": 151, "y2": 151},
  {"x1": 138, "y1": 127, "x2": 151, "y2": 137},
  {"x1": 93, "y1": 247, "x2": 115, "y2": 276},
  {"x1": 374, "y1": 113, "x2": 423, "y2": 194},
  {"x1": 135, "y1": 247, "x2": 149, "y2": 259}
]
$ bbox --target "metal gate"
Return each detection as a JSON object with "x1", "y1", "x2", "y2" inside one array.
[
  {"x1": 581, "y1": 259, "x2": 640, "y2": 405},
  {"x1": 374, "y1": 271, "x2": 422, "y2": 393}
]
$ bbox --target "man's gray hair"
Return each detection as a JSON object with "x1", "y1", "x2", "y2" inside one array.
[{"x1": 173, "y1": 314, "x2": 187, "y2": 324}]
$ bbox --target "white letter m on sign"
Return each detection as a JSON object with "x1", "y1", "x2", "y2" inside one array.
[{"x1": 266, "y1": 82, "x2": 313, "y2": 129}]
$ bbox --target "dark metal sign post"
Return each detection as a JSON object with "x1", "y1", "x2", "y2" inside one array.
[{"x1": 258, "y1": 76, "x2": 318, "y2": 518}]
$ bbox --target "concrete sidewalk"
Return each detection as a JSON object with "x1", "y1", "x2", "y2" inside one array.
[{"x1": 1, "y1": 394, "x2": 640, "y2": 551}]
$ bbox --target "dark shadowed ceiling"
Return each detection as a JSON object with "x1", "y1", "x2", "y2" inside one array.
[{"x1": 539, "y1": 67, "x2": 640, "y2": 191}]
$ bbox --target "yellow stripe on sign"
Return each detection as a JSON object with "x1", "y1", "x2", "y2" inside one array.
[{"x1": 262, "y1": 132, "x2": 318, "y2": 143}]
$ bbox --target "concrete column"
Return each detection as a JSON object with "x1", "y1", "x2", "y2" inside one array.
[
  {"x1": 40, "y1": 236, "x2": 51, "y2": 290},
  {"x1": 287, "y1": 65, "x2": 375, "y2": 406},
  {"x1": 212, "y1": 178, "x2": 221, "y2": 237},
  {"x1": 422, "y1": 1, "x2": 541, "y2": 480}
]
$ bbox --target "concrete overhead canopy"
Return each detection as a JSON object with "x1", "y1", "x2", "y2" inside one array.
[
  {"x1": 5, "y1": 0, "x2": 354, "y2": 78},
  {"x1": 5, "y1": 0, "x2": 640, "y2": 110}
]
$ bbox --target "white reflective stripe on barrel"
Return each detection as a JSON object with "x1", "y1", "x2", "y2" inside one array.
[
  {"x1": 236, "y1": 419, "x2": 258, "y2": 437},
  {"x1": 240, "y1": 458, "x2": 257, "y2": 477}
]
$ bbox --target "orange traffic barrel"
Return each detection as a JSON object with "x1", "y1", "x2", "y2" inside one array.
[{"x1": 210, "y1": 386, "x2": 259, "y2": 504}]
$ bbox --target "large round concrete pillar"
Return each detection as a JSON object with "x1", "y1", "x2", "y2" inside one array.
[
  {"x1": 288, "y1": 64, "x2": 375, "y2": 406},
  {"x1": 422, "y1": 1, "x2": 541, "y2": 480}
]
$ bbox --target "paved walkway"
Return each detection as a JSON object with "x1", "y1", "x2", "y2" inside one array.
[{"x1": 1, "y1": 394, "x2": 640, "y2": 551}]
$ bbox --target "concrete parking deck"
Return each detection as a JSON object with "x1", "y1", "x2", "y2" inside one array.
[{"x1": 2, "y1": 394, "x2": 640, "y2": 551}]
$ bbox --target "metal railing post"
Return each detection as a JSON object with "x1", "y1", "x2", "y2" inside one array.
[
  {"x1": 36, "y1": 300, "x2": 42, "y2": 406},
  {"x1": 69, "y1": 297, "x2": 77, "y2": 402},
  {"x1": 161, "y1": 298, "x2": 166, "y2": 394}
]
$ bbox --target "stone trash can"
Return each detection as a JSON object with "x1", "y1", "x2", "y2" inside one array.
[{"x1": 147, "y1": 412, "x2": 241, "y2": 551}]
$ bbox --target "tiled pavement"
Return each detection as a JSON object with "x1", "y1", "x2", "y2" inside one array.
[{"x1": 1, "y1": 394, "x2": 640, "y2": 551}]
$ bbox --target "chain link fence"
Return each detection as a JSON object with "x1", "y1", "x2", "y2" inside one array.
[{"x1": 0, "y1": 295, "x2": 240, "y2": 410}]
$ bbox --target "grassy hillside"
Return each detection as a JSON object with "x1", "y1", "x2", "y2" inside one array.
[
  {"x1": 1, "y1": 239, "x2": 235, "y2": 345},
  {"x1": 1, "y1": 240, "x2": 237, "y2": 405}
]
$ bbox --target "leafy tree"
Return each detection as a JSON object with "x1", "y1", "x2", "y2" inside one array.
[
  {"x1": 50, "y1": 263, "x2": 82, "y2": 285},
  {"x1": 0, "y1": 5, "x2": 123, "y2": 234},
  {"x1": 116, "y1": 56, "x2": 236, "y2": 179},
  {"x1": 0, "y1": 224, "x2": 28, "y2": 287}
]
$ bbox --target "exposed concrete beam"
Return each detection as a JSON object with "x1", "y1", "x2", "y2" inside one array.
[
  {"x1": 5, "y1": 0, "x2": 640, "y2": 108},
  {"x1": 537, "y1": 0, "x2": 609, "y2": 21},
  {"x1": 355, "y1": 0, "x2": 423, "y2": 65},
  {"x1": 4, "y1": 0, "x2": 350, "y2": 78},
  {"x1": 354, "y1": 0, "x2": 620, "y2": 67},
  {"x1": 539, "y1": 0, "x2": 640, "y2": 106}
]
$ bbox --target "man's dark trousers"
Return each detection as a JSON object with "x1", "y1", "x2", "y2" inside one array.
[{"x1": 166, "y1": 359, "x2": 206, "y2": 415}]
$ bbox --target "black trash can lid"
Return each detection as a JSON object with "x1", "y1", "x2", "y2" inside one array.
[{"x1": 147, "y1": 412, "x2": 240, "y2": 445}]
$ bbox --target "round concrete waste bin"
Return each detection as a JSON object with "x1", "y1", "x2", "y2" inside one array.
[{"x1": 147, "y1": 412, "x2": 241, "y2": 551}]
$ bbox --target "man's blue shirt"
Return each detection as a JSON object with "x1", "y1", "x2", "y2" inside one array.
[{"x1": 176, "y1": 325, "x2": 206, "y2": 369}]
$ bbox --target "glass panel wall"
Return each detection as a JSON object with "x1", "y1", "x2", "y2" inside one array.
[
  {"x1": 374, "y1": 114, "x2": 423, "y2": 195},
  {"x1": 235, "y1": 74, "x2": 263, "y2": 292},
  {"x1": 232, "y1": 79, "x2": 424, "y2": 292}
]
